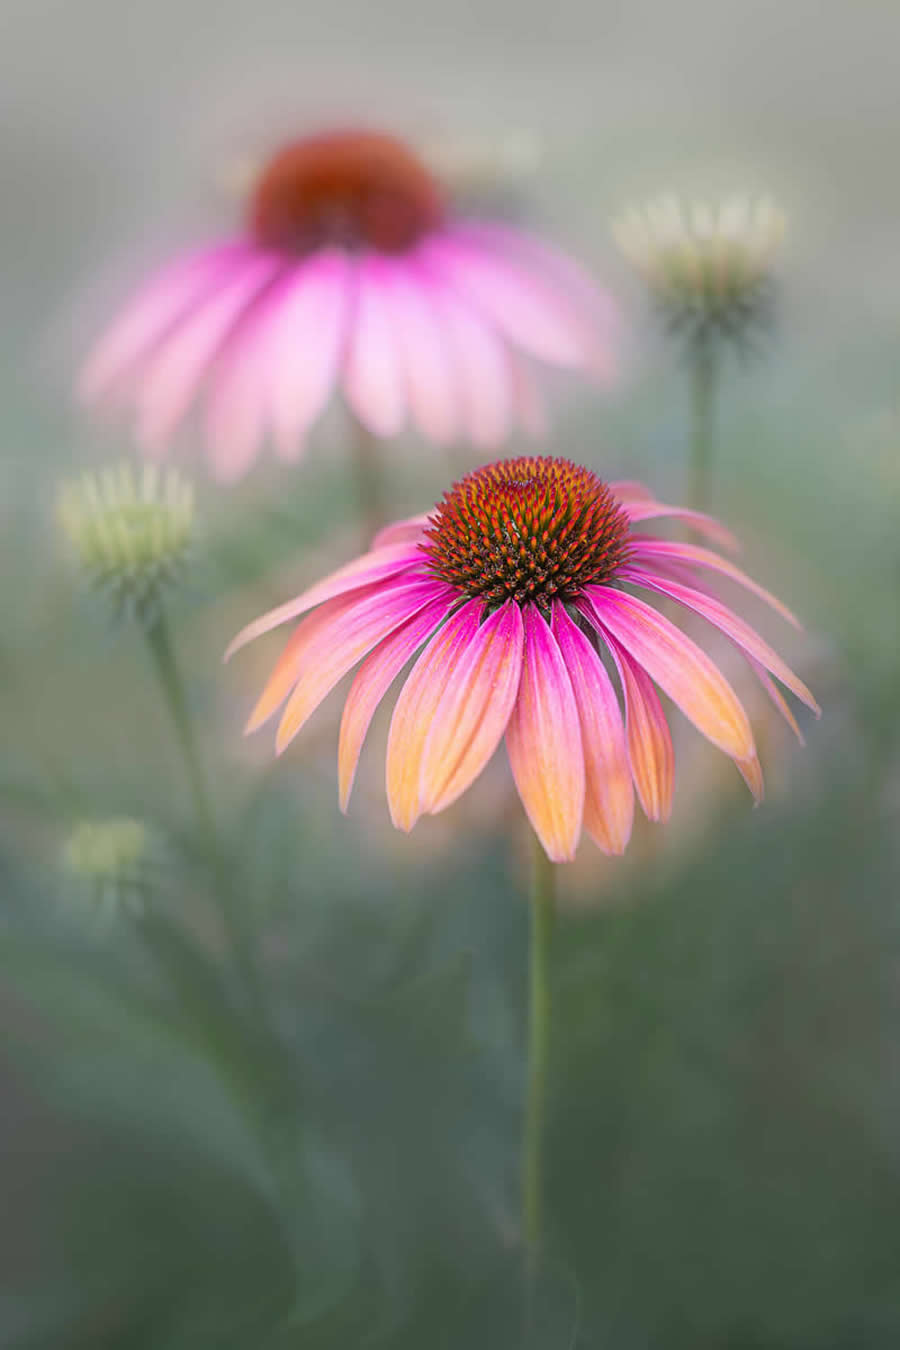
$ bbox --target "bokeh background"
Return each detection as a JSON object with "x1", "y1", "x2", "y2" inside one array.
[{"x1": 2, "y1": 2, "x2": 899, "y2": 1346}]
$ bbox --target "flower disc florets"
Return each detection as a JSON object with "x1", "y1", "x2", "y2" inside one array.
[
  {"x1": 613, "y1": 195, "x2": 786, "y2": 353},
  {"x1": 250, "y1": 129, "x2": 445, "y2": 256},
  {"x1": 422, "y1": 456, "x2": 631, "y2": 611},
  {"x1": 58, "y1": 463, "x2": 194, "y2": 623}
]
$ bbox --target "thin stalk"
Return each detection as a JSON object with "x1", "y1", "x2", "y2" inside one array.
[
  {"x1": 688, "y1": 341, "x2": 717, "y2": 517},
  {"x1": 349, "y1": 417, "x2": 386, "y2": 544},
  {"x1": 144, "y1": 610, "x2": 262, "y2": 1016},
  {"x1": 523, "y1": 830, "x2": 556, "y2": 1273}
]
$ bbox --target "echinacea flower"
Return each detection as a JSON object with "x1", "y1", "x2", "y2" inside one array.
[
  {"x1": 80, "y1": 129, "x2": 617, "y2": 481},
  {"x1": 613, "y1": 195, "x2": 785, "y2": 354},
  {"x1": 59, "y1": 462, "x2": 194, "y2": 624},
  {"x1": 226, "y1": 456, "x2": 818, "y2": 862}
]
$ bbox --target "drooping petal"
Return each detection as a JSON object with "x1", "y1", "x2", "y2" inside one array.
[
  {"x1": 448, "y1": 221, "x2": 619, "y2": 380},
  {"x1": 620, "y1": 567, "x2": 820, "y2": 716},
  {"x1": 420, "y1": 600, "x2": 524, "y2": 814},
  {"x1": 736, "y1": 752, "x2": 765, "y2": 803},
  {"x1": 342, "y1": 254, "x2": 405, "y2": 437},
  {"x1": 509, "y1": 354, "x2": 547, "y2": 438},
  {"x1": 338, "y1": 592, "x2": 455, "y2": 811},
  {"x1": 224, "y1": 543, "x2": 425, "y2": 659},
  {"x1": 371, "y1": 513, "x2": 432, "y2": 550},
  {"x1": 505, "y1": 605, "x2": 585, "y2": 862},
  {"x1": 551, "y1": 604, "x2": 633, "y2": 854},
  {"x1": 79, "y1": 245, "x2": 242, "y2": 403},
  {"x1": 244, "y1": 586, "x2": 381, "y2": 734},
  {"x1": 624, "y1": 500, "x2": 738, "y2": 552},
  {"x1": 748, "y1": 657, "x2": 805, "y2": 745},
  {"x1": 424, "y1": 274, "x2": 513, "y2": 447},
  {"x1": 267, "y1": 250, "x2": 351, "y2": 458},
  {"x1": 382, "y1": 259, "x2": 459, "y2": 444},
  {"x1": 600, "y1": 629, "x2": 674, "y2": 822},
  {"x1": 586, "y1": 587, "x2": 755, "y2": 762},
  {"x1": 386, "y1": 599, "x2": 484, "y2": 832},
  {"x1": 275, "y1": 576, "x2": 449, "y2": 754},
  {"x1": 424, "y1": 232, "x2": 594, "y2": 369},
  {"x1": 628, "y1": 537, "x2": 801, "y2": 628},
  {"x1": 135, "y1": 252, "x2": 282, "y2": 453}
]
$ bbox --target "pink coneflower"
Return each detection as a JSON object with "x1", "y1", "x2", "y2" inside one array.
[
  {"x1": 226, "y1": 456, "x2": 818, "y2": 862},
  {"x1": 80, "y1": 130, "x2": 617, "y2": 482}
]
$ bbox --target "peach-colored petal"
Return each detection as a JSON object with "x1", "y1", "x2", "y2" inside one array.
[
  {"x1": 420, "y1": 600, "x2": 524, "y2": 814},
  {"x1": 386, "y1": 599, "x2": 483, "y2": 831},
  {"x1": 551, "y1": 603, "x2": 633, "y2": 855},
  {"x1": 370, "y1": 513, "x2": 432, "y2": 550},
  {"x1": 629, "y1": 538, "x2": 802, "y2": 628},
  {"x1": 505, "y1": 605, "x2": 585, "y2": 863},
  {"x1": 338, "y1": 592, "x2": 455, "y2": 811},
  {"x1": 620, "y1": 567, "x2": 820, "y2": 716},
  {"x1": 275, "y1": 577, "x2": 447, "y2": 754},
  {"x1": 224, "y1": 543, "x2": 424, "y2": 660},
  {"x1": 748, "y1": 657, "x2": 805, "y2": 745},
  {"x1": 736, "y1": 752, "x2": 765, "y2": 803},
  {"x1": 624, "y1": 500, "x2": 738, "y2": 552},
  {"x1": 587, "y1": 587, "x2": 755, "y2": 762},
  {"x1": 600, "y1": 629, "x2": 674, "y2": 823}
]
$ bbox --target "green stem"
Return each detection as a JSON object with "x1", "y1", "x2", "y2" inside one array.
[
  {"x1": 349, "y1": 416, "x2": 386, "y2": 544},
  {"x1": 143, "y1": 610, "x2": 262, "y2": 1015},
  {"x1": 523, "y1": 830, "x2": 555, "y2": 1272},
  {"x1": 688, "y1": 342, "x2": 717, "y2": 517}
]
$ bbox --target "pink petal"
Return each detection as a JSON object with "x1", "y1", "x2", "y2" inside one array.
[
  {"x1": 629, "y1": 537, "x2": 801, "y2": 628},
  {"x1": 505, "y1": 605, "x2": 585, "y2": 863},
  {"x1": 424, "y1": 231, "x2": 594, "y2": 370},
  {"x1": 245, "y1": 586, "x2": 381, "y2": 734},
  {"x1": 275, "y1": 576, "x2": 449, "y2": 754},
  {"x1": 551, "y1": 604, "x2": 633, "y2": 854},
  {"x1": 748, "y1": 657, "x2": 805, "y2": 745},
  {"x1": 136, "y1": 252, "x2": 282, "y2": 453},
  {"x1": 586, "y1": 587, "x2": 755, "y2": 762},
  {"x1": 624, "y1": 500, "x2": 739, "y2": 553},
  {"x1": 450, "y1": 221, "x2": 619, "y2": 380},
  {"x1": 609, "y1": 478, "x2": 653, "y2": 504},
  {"x1": 371, "y1": 513, "x2": 432, "y2": 550},
  {"x1": 338, "y1": 592, "x2": 455, "y2": 811},
  {"x1": 509, "y1": 355, "x2": 547, "y2": 438},
  {"x1": 620, "y1": 567, "x2": 819, "y2": 716},
  {"x1": 342, "y1": 254, "x2": 405, "y2": 437},
  {"x1": 736, "y1": 752, "x2": 765, "y2": 803},
  {"x1": 224, "y1": 543, "x2": 425, "y2": 660},
  {"x1": 386, "y1": 599, "x2": 485, "y2": 832},
  {"x1": 424, "y1": 273, "x2": 513, "y2": 448},
  {"x1": 381, "y1": 258, "x2": 459, "y2": 445},
  {"x1": 267, "y1": 250, "x2": 351, "y2": 458},
  {"x1": 602, "y1": 630, "x2": 675, "y2": 822},
  {"x1": 420, "y1": 600, "x2": 524, "y2": 814},
  {"x1": 79, "y1": 244, "x2": 242, "y2": 403}
]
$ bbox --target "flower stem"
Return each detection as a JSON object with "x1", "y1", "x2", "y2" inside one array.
[
  {"x1": 523, "y1": 829, "x2": 555, "y2": 1272},
  {"x1": 349, "y1": 417, "x2": 386, "y2": 545},
  {"x1": 688, "y1": 341, "x2": 717, "y2": 517},
  {"x1": 143, "y1": 610, "x2": 261, "y2": 1015}
]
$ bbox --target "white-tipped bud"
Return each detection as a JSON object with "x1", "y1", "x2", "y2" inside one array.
[
  {"x1": 58, "y1": 463, "x2": 194, "y2": 624},
  {"x1": 613, "y1": 195, "x2": 786, "y2": 353}
]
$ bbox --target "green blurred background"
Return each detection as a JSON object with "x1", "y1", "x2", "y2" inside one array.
[{"x1": 2, "y1": 2, "x2": 899, "y2": 1346}]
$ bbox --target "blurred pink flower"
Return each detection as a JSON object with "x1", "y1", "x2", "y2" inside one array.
[
  {"x1": 226, "y1": 456, "x2": 818, "y2": 862},
  {"x1": 80, "y1": 130, "x2": 618, "y2": 481}
]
